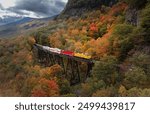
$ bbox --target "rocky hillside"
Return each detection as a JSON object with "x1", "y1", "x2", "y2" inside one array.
[{"x1": 59, "y1": 0, "x2": 118, "y2": 18}]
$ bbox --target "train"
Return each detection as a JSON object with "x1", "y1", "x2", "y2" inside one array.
[{"x1": 41, "y1": 45, "x2": 91, "y2": 59}]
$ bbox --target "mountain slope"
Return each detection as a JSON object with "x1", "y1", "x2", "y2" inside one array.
[
  {"x1": 0, "y1": 16, "x2": 23, "y2": 26},
  {"x1": 0, "y1": 16, "x2": 55, "y2": 38},
  {"x1": 59, "y1": 0, "x2": 118, "y2": 18}
]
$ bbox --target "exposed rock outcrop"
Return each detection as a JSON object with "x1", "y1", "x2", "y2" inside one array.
[
  {"x1": 59, "y1": 0, "x2": 118, "y2": 18},
  {"x1": 125, "y1": 8, "x2": 140, "y2": 26}
]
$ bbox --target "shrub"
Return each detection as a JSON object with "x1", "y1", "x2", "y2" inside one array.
[
  {"x1": 118, "y1": 85, "x2": 127, "y2": 96},
  {"x1": 58, "y1": 79, "x2": 71, "y2": 95},
  {"x1": 129, "y1": 53, "x2": 150, "y2": 77},
  {"x1": 21, "y1": 77, "x2": 38, "y2": 96},
  {"x1": 92, "y1": 56, "x2": 119, "y2": 85},
  {"x1": 140, "y1": 2, "x2": 150, "y2": 43},
  {"x1": 112, "y1": 24, "x2": 134, "y2": 38},
  {"x1": 98, "y1": 24, "x2": 107, "y2": 37},
  {"x1": 79, "y1": 78, "x2": 106, "y2": 97},
  {"x1": 127, "y1": 87, "x2": 150, "y2": 97},
  {"x1": 109, "y1": 24, "x2": 134, "y2": 60},
  {"x1": 126, "y1": 87, "x2": 142, "y2": 97},
  {"x1": 92, "y1": 86, "x2": 117, "y2": 97},
  {"x1": 124, "y1": 66, "x2": 147, "y2": 89},
  {"x1": 32, "y1": 31, "x2": 49, "y2": 45},
  {"x1": 140, "y1": 88, "x2": 150, "y2": 97}
]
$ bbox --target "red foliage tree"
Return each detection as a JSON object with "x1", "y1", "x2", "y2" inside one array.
[{"x1": 90, "y1": 23, "x2": 98, "y2": 32}]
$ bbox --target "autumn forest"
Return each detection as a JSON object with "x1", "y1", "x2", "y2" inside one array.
[{"x1": 0, "y1": 0, "x2": 150, "y2": 97}]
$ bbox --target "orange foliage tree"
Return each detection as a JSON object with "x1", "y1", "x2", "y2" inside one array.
[{"x1": 32, "y1": 78, "x2": 59, "y2": 97}]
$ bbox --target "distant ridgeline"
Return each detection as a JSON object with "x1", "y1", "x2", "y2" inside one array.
[{"x1": 59, "y1": 0, "x2": 118, "y2": 18}]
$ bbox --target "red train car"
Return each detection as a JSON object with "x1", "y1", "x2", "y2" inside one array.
[{"x1": 61, "y1": 50, "x2": 74, "y2": 56}]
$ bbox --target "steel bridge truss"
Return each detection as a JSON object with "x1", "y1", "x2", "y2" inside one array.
[{"x1": 33, "y1": 44, "x2": 94, "y2": 85}]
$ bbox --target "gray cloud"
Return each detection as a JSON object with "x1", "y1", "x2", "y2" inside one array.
[
  {"x1": 7, "y1": 7, "x2": 30, "y2": 16},
  {"x1": 0, "y1": 3, "x2": 4, "y2": 10},
  {"x1": 7, "y1": 0, "x2": 67, "y2": 17}
]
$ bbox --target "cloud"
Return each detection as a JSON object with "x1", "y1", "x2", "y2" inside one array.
[
  {"x1": 6, "y1": 0, "x2": 67, "y2": 18},
  {"x1": 0, "y1": 3, "x2": 4, "y2": 10},
  {"x1": 7, "y1": 7, "x2": 30, "y2": 15}
]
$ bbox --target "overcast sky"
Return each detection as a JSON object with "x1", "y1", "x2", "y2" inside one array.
[{"x1": 0, "y1": 0, "x2": 68, "y2": 18}]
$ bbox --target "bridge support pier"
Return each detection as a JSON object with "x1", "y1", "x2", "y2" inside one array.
[{"x1": 34, "y1": 45, "x2": 94, "y2": 85}]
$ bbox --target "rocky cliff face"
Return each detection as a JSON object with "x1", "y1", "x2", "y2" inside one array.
[
  {"x1": 125, "y1": 8, "x2": 140, "y2": 26},
  {"x1": 59, "y1": 0, "x2": 118, "y2": 18}
]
